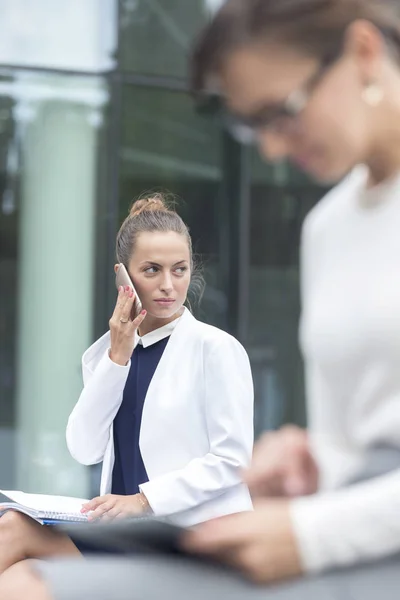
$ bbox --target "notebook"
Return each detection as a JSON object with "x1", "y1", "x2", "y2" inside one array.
[{"x1": 0, "y1": 490, "x2": 90, "y2": 525}]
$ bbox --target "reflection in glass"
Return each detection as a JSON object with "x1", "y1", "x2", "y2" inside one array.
[
  {"x1": 248, "y1": 151, "x2": 327, "y2": 435},
  {"x1": 119, "y1": 0, "x2": 209, "y2": 78},
  {"x1": 118, "y1": 85, "x2": 228, "y2": 329}
]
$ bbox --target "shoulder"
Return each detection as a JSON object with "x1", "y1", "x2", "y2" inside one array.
[
  {"x1": 189, "y1": 315, "x2": 249, "y2": 360},
  {"x1": 302, "y1": 166, "x2": 366, "y2": 245}
]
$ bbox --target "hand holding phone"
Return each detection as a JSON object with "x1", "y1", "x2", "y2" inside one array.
[
  {"x1": 115, "y1": 264, "x2": 143, "y2": 318},
  {"x1": 109, "y1": 265, "x2": 146, "y2": 366}
]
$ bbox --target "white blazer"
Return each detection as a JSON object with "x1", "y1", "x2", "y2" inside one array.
[{"x1": 66, "y1": 308, "x2": 254, "y2": 526}]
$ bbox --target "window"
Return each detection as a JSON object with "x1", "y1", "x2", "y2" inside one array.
[
  {"x1": 117, "y1": 84, "x2": 230, "y2": 329},
  {"x1": 119, "y1": 0, "x2": 210, "y2": 78},
  {"x1": 248, "y1": 152, "x2": 326, "y2": 434}
]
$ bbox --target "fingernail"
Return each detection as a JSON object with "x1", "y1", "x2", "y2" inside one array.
[
  {"x1": 141, "y1": 310, "x2": 147, "y2": 316},
  {"x1": 129, "y1": 291, "x2": 133, "y2": 298},
  {"x1": 125, "y1": 286, "x2": 130, "y2": 292}
]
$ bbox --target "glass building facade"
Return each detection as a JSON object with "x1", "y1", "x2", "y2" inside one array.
[{"x1": 0, "y1": 0, "x2": 325, "y2": 498}]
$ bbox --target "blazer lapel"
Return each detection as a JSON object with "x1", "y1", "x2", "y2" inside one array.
[{"x1": 139, "y1": 309, "x2": 198, "y2": 444}]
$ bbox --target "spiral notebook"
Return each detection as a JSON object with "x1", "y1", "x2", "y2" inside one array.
[{"x1": 0, "y1": 490, "x2": 90, "y2": 525}]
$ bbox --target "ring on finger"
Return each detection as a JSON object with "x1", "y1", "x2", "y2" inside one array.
[{"x1": 120, "y1": 318, "x2": 129, "y2": 324}]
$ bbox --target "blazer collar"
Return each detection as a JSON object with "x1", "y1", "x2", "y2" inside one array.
[{"x1": 83, "y1": 307, "x2": 196, "y2": 373}]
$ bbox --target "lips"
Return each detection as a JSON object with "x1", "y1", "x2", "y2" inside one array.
[
  {"x1": 292, "y1": 148, "x2": 323, "y2": 173},
  {"x1": 154, "y1": 299, "x2": 175, "y2": 305},
  {"x1": 293, "y1": 155, "x2": 312, "y2": 170}
]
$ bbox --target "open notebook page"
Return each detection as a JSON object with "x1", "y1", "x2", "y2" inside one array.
[{"x1": 0, "y1": 490, "x2": 89, "y2": 515}]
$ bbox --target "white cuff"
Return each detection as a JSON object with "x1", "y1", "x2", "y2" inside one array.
[
  {"x1": 290, "y1": 473, "x2": 400, "y2": 575},
  {"x1": 290, "y1": 495, "x2": 327, "y2": 574},
  {"x1": 105, "y1": 348, "x2": 131, "y2": 371}
]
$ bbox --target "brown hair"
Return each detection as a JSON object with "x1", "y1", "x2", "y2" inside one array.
[
  {"x1": 191, "y1": 0, "x2": 400, "y2": 95},
  {"x1": 116, "y1": 192, "x2": 204, "y2": 308}
]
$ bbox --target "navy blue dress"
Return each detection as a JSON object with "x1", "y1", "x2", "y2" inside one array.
[
  {"x1": 111, "y1": 336, "x2": 170, "y2": 495},
  {"x1": 75, "y1": 335, "x2": 169, "y2": 555}
]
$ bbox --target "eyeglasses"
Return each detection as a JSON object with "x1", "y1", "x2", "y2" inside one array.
[{"x1": 223, "y1": 53, "x2": 339, "y2": 145}]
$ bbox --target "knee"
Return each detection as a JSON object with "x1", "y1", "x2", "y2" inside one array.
[
  {"x1": 0, "y1": 511, "x2": 29, "y2": 540},
  {"x1": 0, "y1": 560, "x2": 52, "y2": 600}
]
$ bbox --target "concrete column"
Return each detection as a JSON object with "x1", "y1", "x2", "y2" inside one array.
[{"x1": 13, "y1": 73, "x2": 108, "y2": 496}]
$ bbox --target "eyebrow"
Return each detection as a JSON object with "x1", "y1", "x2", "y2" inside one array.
[{"x1": 141, "y1": 260, "x2": 188, "y2": 268}]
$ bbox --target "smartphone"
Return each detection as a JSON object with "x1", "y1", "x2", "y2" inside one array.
[{"x1": 115, "y1": 263, "x2": 143, "y2": 319}]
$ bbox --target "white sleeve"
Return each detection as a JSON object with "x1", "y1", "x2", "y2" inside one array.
[
  {"x1": 139, "y1": 337, "x2": 254, "y2": 516},
  {"x1": 66, "y1": 349, "x2": 130, "y2": 465},
  {"x1": 290, "y1": 469, "x2": 400, "y2": 573}
]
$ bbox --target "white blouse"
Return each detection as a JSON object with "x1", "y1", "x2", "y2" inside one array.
[{"x1": 291, "y1": 167, "x2": 400, "y2": 572}]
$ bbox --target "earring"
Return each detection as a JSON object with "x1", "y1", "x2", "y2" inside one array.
[{"x1": 362, "y1": 82, "x2": 384, "y2": 107}]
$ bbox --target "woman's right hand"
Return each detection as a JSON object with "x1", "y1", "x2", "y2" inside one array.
[
  {"x1": 244, "y1": 425, "x2": 319, "y2": 498},
  {"x1": 109, "y1": 286, "x2": 146, "y2": 366}
]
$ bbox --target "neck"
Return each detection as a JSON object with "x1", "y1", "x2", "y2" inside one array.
[
  {"x1": 366, "y1": 142, "x2": 400, "y2": 187},
  {"x1": 366, "y1": 75, "x2": 400, "y2": 186},
  {"x1": 138, "y1": 307, "x2": 184, "y2": 337}
]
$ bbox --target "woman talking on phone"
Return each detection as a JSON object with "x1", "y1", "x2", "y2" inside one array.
[
  {"x1": 67, "y1": 193, "x2": 253, "y2": 526},
  {"x1": 0, "y1": 193, "x2": 253, "y2": 575}
]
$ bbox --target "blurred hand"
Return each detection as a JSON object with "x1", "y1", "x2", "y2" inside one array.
[
  {"x1": 245, "y1": 426, "x2": 319, "y2": 498},
  {"x1": 109, "y1": 285, "x2": 147, "y2": 366},
  {"x1": 184, "y1": 500, "x2": 302, "y2": 584},
  {"x1": 81, "y1": 493, "x2": 145, "y2": 521}
]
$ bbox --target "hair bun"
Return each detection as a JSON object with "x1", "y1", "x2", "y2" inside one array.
[{"x1": 129, "y1": 193, "x2": 170, "y2": 218}]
